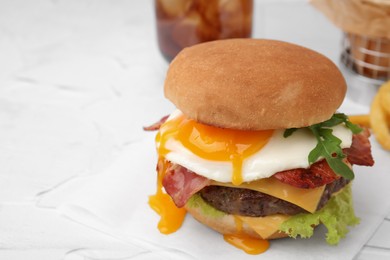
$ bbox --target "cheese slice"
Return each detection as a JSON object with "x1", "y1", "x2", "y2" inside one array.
[
  {"x1": 238, "y1": 214, "x2": 290, "y2": 239},
  {"x1": 211, "y1": 177, "x2": 325, "y2": 213}
]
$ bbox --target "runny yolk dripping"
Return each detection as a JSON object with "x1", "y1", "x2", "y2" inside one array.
[
  {"x1": 156, "y1": 114, "x2": 274, "y2": 185},
  {"x1": 149, "y1": 113, "x2": 273, "y2": 253},
  {"x1": 148, "y1": 158, "x2": 187, "y2": 234},
  {"x1": 223, "y1": 216, "x2": 270, "y2": 255}
]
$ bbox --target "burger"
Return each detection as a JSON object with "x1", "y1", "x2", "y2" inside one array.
[{"x1": 146, "y1": 39, "x2": 374, "y2": 254}]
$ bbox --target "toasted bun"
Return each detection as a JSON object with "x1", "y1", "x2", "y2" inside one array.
[
  {"x1": 164, "y1": 39, "x2": 347, "y2": 130},
  {"x1": 185, "y1": 200, "x2": 289, "y2": 240}
]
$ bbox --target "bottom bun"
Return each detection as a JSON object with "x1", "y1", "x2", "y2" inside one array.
[{"x1": 185, "y1": 194, "x2": 290, "y2": 240}]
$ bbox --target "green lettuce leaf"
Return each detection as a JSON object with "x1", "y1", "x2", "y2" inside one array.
[
  {"x1": 280, "y1": 184, "x2": 360, "y2": 245},
  {"x1": 187, "y1": 193, "x2": 225, "y2": 218}
]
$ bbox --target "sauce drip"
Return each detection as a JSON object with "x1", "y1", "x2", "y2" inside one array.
[
  {"x1": 223, "y1": 216, "x2": 270, "y2": 255},
  {"x1": 148, "y1": 158, "x2": 186, "y2": 234},
  {"x1": 157, "y1": 113, "x2": 273, "y2": 185}
]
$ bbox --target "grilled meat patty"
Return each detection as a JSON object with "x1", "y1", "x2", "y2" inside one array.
[{"x1": 199, "y1": 177, "x2": 350, "y2": 217}]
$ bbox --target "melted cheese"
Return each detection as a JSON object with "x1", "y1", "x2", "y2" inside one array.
[
  {"x1": 223, "y1": 216, "x2": 270, "y2": 254},
  {"x1": 238, "y1": 214, "x2": 290, "y2": 239},
  {"x1": 224, "y1": 215, "x2": 288, "y2": 252},
  {"x1": 211, "y1": 178, "x2": 325, "y2": 213}
]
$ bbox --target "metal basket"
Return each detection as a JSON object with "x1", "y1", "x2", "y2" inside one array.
[{"x1": 341, "y1": 33, "x2": 390, "y2": 85}]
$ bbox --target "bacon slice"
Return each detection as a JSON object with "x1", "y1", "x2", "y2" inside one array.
[
  {"x1": 273, "y1": 160, "x2": 340, "y2": 189},
  {"x1": 344, "y1": 127, "x2": 374, "y2": 166},
  {"x1": 143, "y1": 115, "x2": 169, "y2": 131},
  {"x1": 274, "y1": 129, "x2": 374, "y2": 188},
  {"x1": 162, "y1": 164, "x2": 211, "y2": 207},
  {"x1": 160, "y1": 128, "x2": 374, "y2": 202}
]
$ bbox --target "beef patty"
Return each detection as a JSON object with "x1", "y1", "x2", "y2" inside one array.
[{"x1": 199, "y1": 177, "x2": 350, "y2": 217}]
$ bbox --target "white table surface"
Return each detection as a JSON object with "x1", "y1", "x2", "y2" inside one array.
[{"x1": 0, "y1": 0, "x2": 389, "y2": 259}]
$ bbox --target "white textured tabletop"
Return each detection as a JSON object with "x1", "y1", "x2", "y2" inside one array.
[{"x1": 0, "y1": 0, "x2": 389, "y2": 259}]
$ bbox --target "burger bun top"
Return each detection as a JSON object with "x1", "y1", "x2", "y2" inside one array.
[{"x1": 164, "y1": 39, "x2": 347, "y2": 130}]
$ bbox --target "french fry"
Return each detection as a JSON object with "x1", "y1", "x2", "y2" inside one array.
[
  {"x1": 379, "y1": 81, "x2": 390, "y2": 116},
  {"x1": 348, "y1": 115, "x2": 371, "y2": 128},
  {"x1": 370, "y1": 92, "x2": 390, "y2": 150}
]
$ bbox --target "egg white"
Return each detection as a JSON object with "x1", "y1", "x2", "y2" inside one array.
[{"x1": 161, "y1": 111, "x2": 353, "y2": 183}]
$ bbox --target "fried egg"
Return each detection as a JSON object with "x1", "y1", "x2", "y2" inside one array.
[{"x1": 156, "y1": 110, "x2": 353, "y2": 184}]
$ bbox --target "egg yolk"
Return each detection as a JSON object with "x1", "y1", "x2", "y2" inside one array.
[
  {"x1": 150, "y1": 113, "x2": 273, "y2": 253},
  {"x1": 156, "y1": 114, "x2": 274, "y2": 185},
  {"x1": 223, "y1": 216, "x2": 270, "y2": 255},
  {"x1": 148, "y1": 158, "x2": 186, "y2": 234}
]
